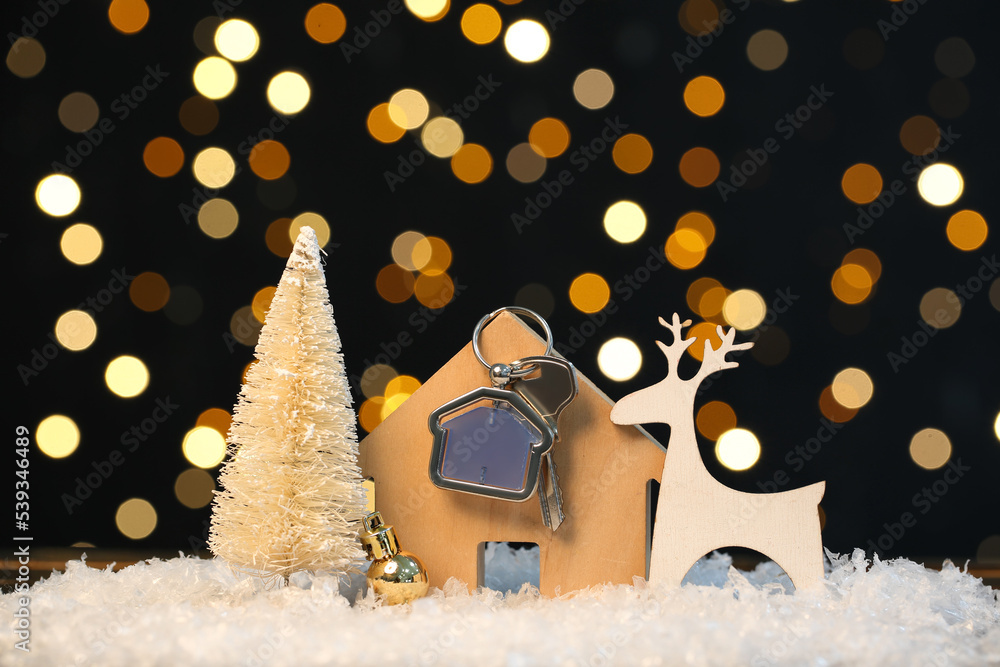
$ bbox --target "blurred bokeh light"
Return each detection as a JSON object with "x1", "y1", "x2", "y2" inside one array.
[
  {"x1": 722, "y1": 289, "x2": 766, "y2": 331},
  {"x1": 684, "y1": 76, "x2": 725, "y2": 117},
  {"x1": 193, "y1": 147, "x2": 236, "y2": 188},
  {"x1": 504, "y1": 20, "x2": 550, "y2": 63},
  {"x1": 696, "y1": 401, "x2": 737, "y2": 441},
  {"x1": 388, "y1": 89, "x2": 430, "y2": 129},
  {"x1": 267, "y1": 71, "x2": 311, "y2": 114},
  {"x1": 831, "y1": 368, "x2": 873, "y2": 410},
  {"x1": 917, "y1": 163, "x2": 964, "y2": 206},
  {"x1": 603, "y1": 201, "x2": 646, "y2": 243},
  {"x1": 175, "y1": 468, "x2": 216, "y2": 509},
  {"x1": 35, "y1": 174, "x2": 81, "y2": 217},
  {"x1": 7, "y1": 37, "x2": 46, "y2": 78},
  {"x1": 60, "y1": 223, "x2": 103, "y2": 265},
  {"x1": 598, "y1": 337, "x2": 642, "y2": 381},
  {"x1": 909, "y1": 428, "x2": 952, "y2": 470},
  {"x1": 37, "y1": 415, "x2": 80, "y2": 459},
  {"x1": 115, "y1": 498, "x2": 157, "y2": 539},
  {"x1": 946, "y1": 210, "x2": 987, "y2": 251},
  {"x1": 105, "y1": 356, "x2": 150, "y2": 398},
  {"x1": 746, "y1": 29, "x2": 788, "y2": 71},
  {"x1": 193, "y1": 56, "x2": 237, "y2": 99},
  {"x1": 215, "y1": 19, "x2": 259, "y2": 62},
  {"x1": 182, "y1": 426, "x2": 227, "y2": 468},
  {"x1": 573, "y1": 69, "x2": 614, "y2": 109},
  {"x1": 305, "y1": 4, "x2": 347, "y2": 43},
  {"x1": 58, "y1": 92, "x2": 99, "y2": 132},
  {"x1": 461, "y1": 4, "x2": 502, "y2": 44},
  {"x1": 715, "y1": 428, "x2": 761, "y2": 471},
  {"x1": 108, "y1": 0, "x2": 150, "y2": 34},
  {"x1": 569, "y1": 273, "x2": 611, "y2": 313},
  {"x1": 55, "y1": 310, "x2": 97, "y2": 351}
]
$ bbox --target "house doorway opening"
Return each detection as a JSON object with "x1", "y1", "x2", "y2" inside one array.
[{"x1": 478, "y1": 542, "x2": 540, "y2": 593}]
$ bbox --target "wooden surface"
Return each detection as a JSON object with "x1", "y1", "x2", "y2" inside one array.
[
  {"x1": 358, "y1": 311, "x2": 667, "y2": 596},
  {"x1": 611, "y1": 315, "x2": 826, "y2": 591}
]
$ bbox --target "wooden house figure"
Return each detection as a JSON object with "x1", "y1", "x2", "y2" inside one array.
[{"x1": 358, "y1": 310, "x2": 667, "y2": 596}]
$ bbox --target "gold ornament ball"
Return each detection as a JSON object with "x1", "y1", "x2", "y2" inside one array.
[
  {"x1": 366, "y1": 551, "x2": 430, "y2": 605},
  {"x1": 359, "y1": 511, "x2": 430, "y2": 605}
]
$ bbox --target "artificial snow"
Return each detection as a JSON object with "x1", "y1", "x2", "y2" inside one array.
[{"x1": 2, "y1": 549, "x2": 998, "y2": 666}]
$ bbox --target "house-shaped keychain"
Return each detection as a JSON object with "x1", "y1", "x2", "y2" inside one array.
[{"x1": 358, "y1": 310, "x2": 667, "y2": 596}]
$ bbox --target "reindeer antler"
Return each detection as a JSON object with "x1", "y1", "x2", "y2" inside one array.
[
  {"x1": 611, "y1": 314, "x2": 752, "y2": 426},
  {"x1": 692, "y1": 325, "x2": 753, "y2": 385},
  {"x1": 654, "y1": 313, "x2": 696, "y2": 377}
]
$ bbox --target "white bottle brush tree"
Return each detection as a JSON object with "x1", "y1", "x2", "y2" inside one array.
[{"x1": 209, "y1": 226, "x2": 368, "y2": 582}]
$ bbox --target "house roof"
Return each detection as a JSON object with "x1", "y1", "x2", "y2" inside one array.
[{"x1": 358, "y1": 310, "x2": 666, "y2": 595}]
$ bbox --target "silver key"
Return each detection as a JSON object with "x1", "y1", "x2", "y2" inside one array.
[{"x1": 511, "y1": 356, "x2": 578, "y2": 530}]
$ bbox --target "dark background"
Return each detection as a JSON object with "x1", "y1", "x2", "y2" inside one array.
[{"x1": 3, "y1": 0, "x2": 997, "y2": 564}]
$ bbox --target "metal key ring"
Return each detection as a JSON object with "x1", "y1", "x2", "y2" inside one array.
[{"x1": 472, "y1": 306, "x2": 554, "y2": 375}]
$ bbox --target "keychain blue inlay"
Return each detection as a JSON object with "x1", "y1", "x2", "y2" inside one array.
[{"x1": 428, "y1": 307, "x2": 578, "y2": 530}]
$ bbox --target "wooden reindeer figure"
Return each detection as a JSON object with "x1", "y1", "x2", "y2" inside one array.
[{"x1": 610, "y1": 314, "x2": 826, "y2": 591}]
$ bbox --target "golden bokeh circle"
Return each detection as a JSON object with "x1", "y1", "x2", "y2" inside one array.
[
  {"x1": 367, "y1": 103, "x2": 406, "y2": 143},
  {"x1": 831, "y1": 367, "x2": 873, "y2": 409},
  {"x1": 143, "y1": 137, "x2": 185, "y2": 178},
  {"x1": 569, "y1": 273, "x2": 610, "y2": 314},
  {"x1": 129, "y1": 272, "x2": 171, "y2": 312},
  {"x1": 248, "y1": 140, "x2": 291, "y2": 180},
  {"x1": 105, "y1": 355, "x2": 150, "y2": 398},
  {"x1": 683, "y1": 76, "x2": 725, "y2": 117},
  {"x1": 37, "y1": 415, "x2": 81, "y2": 458},
  {"x1": 175, "y1": 468, "x2": 216, "y2": 509},
  {"x1": 305, "y1": 3, "x2": 347, "y2": 43},
  {"x1": 666, "y1": 229, "x2": 707, "y2": 269},
  {"x1": 909, "y1": 428, "x2": 952, "y2": 470},
  {"x1": 696, "y1": 401, "x2": 737, "y2": 440},
  {"x1": 946, "y1": 210, "x2": 987, "y2": 251},
  {"x1": 115, "y1": 498, "x2": 157, "y2": 539},
  {"x1": 451, "y1": 143, "x2": 493, "y2": 184},
  {"x1": 529, "y1": 118, "x2": 571, "y2": 158},
  {"x1": 841, "y1": 163, "x2": 882, "y2": 204},
  {"x1": 108, "y1": 0, "x2": 150, "y2": 34},
  {"x1": 679, "y1": 147, "x2": 720, "y2": 187},
  {"x1": 685, "y1": 321, "x2": 722, "y2": 362},
  {"x1": 613, "y1": 134, "x2": 653, "y2": 174},
  {"x1": 60, "y1": 223, "x2": 103, "y2": 265},
  {"x1": 461, "y1": 4, "x2": 502, "y2": 44}
]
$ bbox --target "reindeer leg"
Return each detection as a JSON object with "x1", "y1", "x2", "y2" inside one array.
[
  {"x1": 749, "y1": 517, "x2": 825, "y2": 591},
  {"x1": 767, "y1": 533, "x2": 825, "y2": 591},
  {"x1": 650, "y1": 548, "x2": 708, "y2": 587},
  {"x1": 648, "y1": 517, "x2": 709, "y2": 587}
]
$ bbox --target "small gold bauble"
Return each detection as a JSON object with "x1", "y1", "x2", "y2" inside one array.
[
  {"x1": 359, "y1": 511, "x2": 430, "y2": 605},
  {"x1": 367, "y1": 552, "x2": 430, "y2": 605}
]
